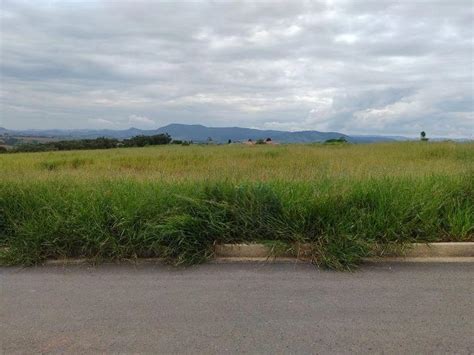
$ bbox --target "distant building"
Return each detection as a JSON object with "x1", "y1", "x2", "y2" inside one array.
[{"x1": 243, "y1": 138, "x2": 278, "y2": 145}]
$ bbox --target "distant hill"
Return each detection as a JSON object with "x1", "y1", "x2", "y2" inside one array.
[
  {"x1": 154, "y1": 124, "x2": 362, "y2": 143},
  {"x1": 0, "y1": 124, "x2": 403, "y2": 143},
  {"x1": 0, "y1": 127, "x2": 147, "y2": 140}
]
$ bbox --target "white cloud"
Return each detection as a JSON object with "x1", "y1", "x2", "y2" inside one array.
[
  {"x1": 88, "y1": 118, "x2": 115, "y2": 126},
  {"x1": 128, "y1": 114, "x2": 156, "y2": 127},
  {"x1": 335, "y1": 34, "x2": 358, "y2": 44},
  {"x1": 0, "y1": 0, "x2": 472, "y2": 137}
]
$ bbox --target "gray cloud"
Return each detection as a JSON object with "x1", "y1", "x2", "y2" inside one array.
[{"x1": 0, "y1": 0, "x2": 472, "y2": 137}]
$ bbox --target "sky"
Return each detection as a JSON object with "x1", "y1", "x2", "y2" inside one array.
[{"x1": 0, "y1": 0, "x2": 473, "y2": 137}]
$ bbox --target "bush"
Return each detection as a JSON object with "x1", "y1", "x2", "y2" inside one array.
[
  {"x1": 324, "y1": 137, "x2": 348, "y2": 144},
  {"x1": 123, "y1": 134, "x2": 172, "y2": 147}
]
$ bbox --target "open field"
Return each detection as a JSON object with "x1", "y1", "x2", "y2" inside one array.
[
  {"x1": 1, "y1": 142, "x2": 473, "y2": 268},
  {"x1": 1, "y1": 141, "x2": 473, "y2": 181}
]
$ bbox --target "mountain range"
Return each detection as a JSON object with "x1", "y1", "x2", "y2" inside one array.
[{"x1": 0, "y1": 124, "x2": 407, "y2": 143}]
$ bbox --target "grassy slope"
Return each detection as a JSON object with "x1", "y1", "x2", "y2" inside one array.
[{"x1": 1, "y1": 142, "x2": 473, "y2": 268}]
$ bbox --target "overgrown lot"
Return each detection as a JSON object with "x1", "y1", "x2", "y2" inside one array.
[{"x1": 1, "y1": 142, "x2": 473, "y2": 269}]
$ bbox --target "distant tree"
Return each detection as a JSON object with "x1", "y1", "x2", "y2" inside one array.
[
  {"x1": 228, "y1": 139, "x2": 232, "y2": 144},
  {"x1": 207, "y1": 137, "x2": 213, "y2": 144},
  {"x1": 3, "y1": 136, "x2": 19, "y2": 145},
  {"x1": 265, "y1": 137, "x2": 272, "y2": 142},
  {"x1": 123, "y1": 133, "x2": 172, "y2": 147},
  {"x1": 324, "y1": 137, "x2": 348, "y2": 144},
  {"x1": 10, "y1": 133, "x2": 171, "y2": 153},
  {"x1": 256, "y1": 139, "x2": 265, "y2": 145},
  {"x1": 420, "y1": 131, "x2": 429, "y2": 141},
  {"x1": 0, "y1": 146, "x2": 7, "y2": 153}
]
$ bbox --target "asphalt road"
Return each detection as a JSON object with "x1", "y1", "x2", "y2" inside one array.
[{"x1": 1, "y1": 262, "x2": 473, "y2": 354}]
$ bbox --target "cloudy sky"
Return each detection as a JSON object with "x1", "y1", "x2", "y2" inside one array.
[{"x1": 0, "y1": 0, "x2": 472, "y2": 137}]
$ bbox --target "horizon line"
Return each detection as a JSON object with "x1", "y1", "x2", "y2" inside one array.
[{"x1": 1, "y1": 124, "x2": 472, "y2": 140}]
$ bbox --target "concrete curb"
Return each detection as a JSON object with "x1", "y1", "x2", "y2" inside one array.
[
  {"x1": 214, "y1": 243, "x2": 311, "y2": 258},
  {"x1": 402, "y1": 242, "x2": 474, "y2": 257},
  {"x1": 362, "y1": 257, "x2": 474, "y2": 263},
  {"x1": 40, "y1": 242, "x2": 474, "y2": 266},
  {"x1": 215, "y1": 242, "x2": 474, "y2": 258}
]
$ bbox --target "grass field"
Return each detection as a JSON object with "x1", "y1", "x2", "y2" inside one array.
[{"x1": 1, "y1": 142, "x2": 473, "y2": 268}]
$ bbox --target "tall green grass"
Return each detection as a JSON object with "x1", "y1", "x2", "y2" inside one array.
[
  {"x1": 1, "y1": 142, "x2": 473, "y2": 268},
  {"x1": 1, "y1": 172, "x2": 472, "y2": 269}
]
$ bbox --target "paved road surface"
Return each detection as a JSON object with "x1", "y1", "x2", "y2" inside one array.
[{"x1": 1, "y1": 262, "x2": 473, "y2": 354}]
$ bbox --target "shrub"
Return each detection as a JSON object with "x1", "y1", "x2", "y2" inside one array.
[
  {"x1": 122, "y1": 134, "x2": 172, "y2": 147},
  {"x1": 324, "y1": 137, "x2": 348, "y2": 144}
]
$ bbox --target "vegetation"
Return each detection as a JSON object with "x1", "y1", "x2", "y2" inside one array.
[
  {"x1": 421, "y1": 131, "x2": 429, "y2": 141},
  {"x1": 122, "y1": 133, "x2": 171, "y2": 147},
  {"x1": 0, "y1": 142, "x2": 473, "y2": 269},
  {"x1": 2, "y1": 136, "x2": 20, "y2": 146},
  {"x1": 172, "y1": 139, "x2": 192, "y2": 146},
  {"x1": 13, "y1": 137, "x2": 120, "y2": 152},
  {"x1": 8, "y1": 133, "x2": 172, "y2": 153},
  {"x1": 324, "y1": 137, "x2": 348, "y2": 144}
]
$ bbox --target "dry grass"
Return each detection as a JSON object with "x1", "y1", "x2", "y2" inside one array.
[{"x1": 1, "y1": 141, "x2": 472, "y2": 182}]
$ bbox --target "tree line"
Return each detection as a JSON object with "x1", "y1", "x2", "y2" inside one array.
[{"x1": 1, "y1": 133, "x2": 172, "y2": 153}]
